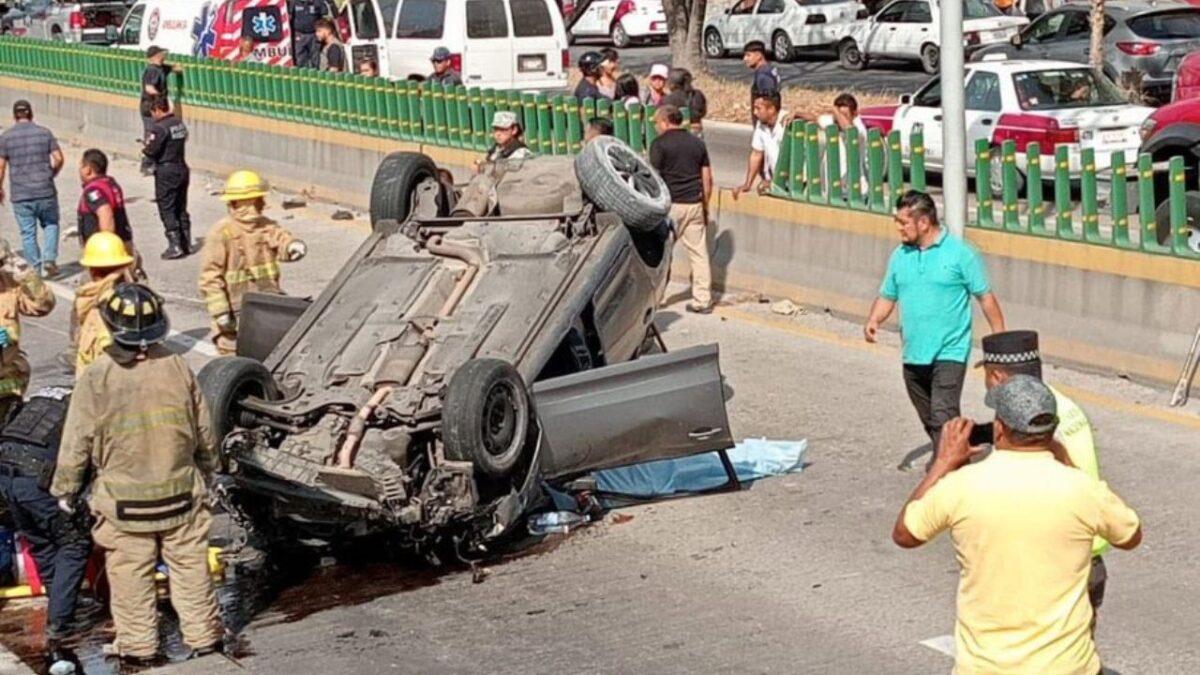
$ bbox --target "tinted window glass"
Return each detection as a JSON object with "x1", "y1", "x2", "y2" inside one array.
[
  {"x1": 396, "y1": 0, "x2": 446, "y2": 38},
  {"x1": 963, "y1": 0, "x2": 1000, "y2": 20},
  {"x1": 914, "y1": 77, "x2": 941, "y2": 107},
  {"x1": 965, "y1": 72, "x2": 1002, "y2": 112},
  {"x1": 904, "y1": 2, "x2": 932, "y2": 23},
  {"x1": 877, "y1": 1, "x2": 910, "y2": 22},
  {"x1": 1129, "y1": 10, "x2": 1200, "y2": 40},
  {"x1": 467, "y1": 0, "x2": 509, "y2": 38},
  {"x1": 511, "y1": 0, "x2": 553, "y2": 37},
  {"x1": 121, "y1": 4, "x2": 144, "y2": 44},
  {"x1": 351, "y1": 0, "x2": 381, "y2": 40},
  {"x1": 1060, "y1": 11, "x2": 1092, "y2": 39},
  {"x1": 758, "y1": 0, "x2": 786, "y2": 14},
  {"x1": 1013, "y1": 69, "x2": 1126, "y2": 111},
  {"x1": 378, "y1": 0, "x2": 400, "y2": 32},
  {"x1": 1024, "y1": 12, "x2": 1066, "y2": 43}
]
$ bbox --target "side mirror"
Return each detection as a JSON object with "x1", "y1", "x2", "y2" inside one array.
[
  {"x1": 899, "y1": 93, "x2": 913, "y2": 105},
  {"x1": 1010, "y1": 33, "x2": 1023, "y2": 48}
]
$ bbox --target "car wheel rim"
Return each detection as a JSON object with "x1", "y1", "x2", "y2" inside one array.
[
  {"x1": 1189, "y1": 226, "x2": 1200, "y2": 254},
  {"x1": 606, "y1": 145, "x2": 662, "y2": 199},
  {"x1": 775, "y1": 36, "x2": 788, "y2": 57},
  {"x1": 989, "y1": 157, "x2": 1004, "y2": 195},
  {"x1": 481, "y1": 381, "x2": 519, "y2": 457},
  {"x1": 706, "y1": 32, "x2": 721, "y2": 55},
  {"x1": 843, "y1": 45, "x2": 860, "y2": 64}
]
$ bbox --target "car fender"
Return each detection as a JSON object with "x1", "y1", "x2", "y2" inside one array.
[{"x1": 1142, "y1": 123, "x2": 1200, "y2": 163}]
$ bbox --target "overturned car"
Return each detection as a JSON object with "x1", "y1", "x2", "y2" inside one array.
[{"x1": 198, "y1": 138, "x2": 734, "y2": 554}]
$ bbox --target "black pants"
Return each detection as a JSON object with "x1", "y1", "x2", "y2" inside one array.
[
  {"x1": 155, "y1": 164, "x2": 191, "y2": 240},
  {"x1": 294, "y1": 32, "x2": 318, "y2": 68},
  {"x1": 902, "y1": 360, "x2": 967, "y2": 457},
  {"x1": 0, "y1": 474, "x2": 91, "y2": 638},
  {"x1": 140, "y1": 115, "x2": 154, "y2": 172}
]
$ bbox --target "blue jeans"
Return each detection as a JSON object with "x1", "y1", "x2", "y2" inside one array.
[{"x1": 12, "y1": 197, "x2": 60, "y2": 270}]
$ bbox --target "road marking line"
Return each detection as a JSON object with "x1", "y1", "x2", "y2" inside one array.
[
  {"x1": 44, "y1": 280, "x2": 218, "y2": 358},
  {"x1": 919, "y1": 634, "x2": 956, "y2": 658},
  {"x1": 714, "y1": 306, "x2": 1200, "y2": 431}
]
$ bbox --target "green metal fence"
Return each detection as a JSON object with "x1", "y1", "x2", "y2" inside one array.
[{"x1": 769, "y1": 120, "x2": 1200, "y2": 261}]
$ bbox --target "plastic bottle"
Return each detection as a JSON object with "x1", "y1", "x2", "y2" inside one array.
[{"x1": 527, "y1": 511, "x2": 589, "y2": 536}]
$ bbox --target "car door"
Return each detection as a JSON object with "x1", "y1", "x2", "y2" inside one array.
[
  {"x1": 1016, "y1": 9, "x2": 1068, "y2": 59},
  {"x1": 898, "y1": 0, "x2": 934, "y2": 59},
  {"x1": 896, "y1": 75, "x2": 944, "y2": 166},
  {"x1": 748, "y1": 0, "x2": 786, "y2": 46},
  {"x1": 963, "y1": 70, "x2": 1002, "y2": 157},
  {"x1": 723, "y1": 0, "x2": 756, "y2": 47},
  {"x1": 533, "y1": 344, "x2": 735, "y2": 481},
  {"x1": 509, "y1": 0, "x2": 564, "y2": 89},
  {"x1": 1040, "y1": 8, "x2": 1092, "y2": 64},
  {"x1": 864, "y1": 0, "x2": 909, "y2": 57},
  {"x1": 389, "y1": 0, "x2": 447, "y2": 80},
  {"x1": 572, "y1": 0, "x2": 605, "y2": 36},
  {"x1": 463, "y1": 0, "x2": 513, "y2": 88}
]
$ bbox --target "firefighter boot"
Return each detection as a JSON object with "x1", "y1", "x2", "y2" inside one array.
[{"x1": 160, "y1": 232, "x2": 186, "y2": 260}]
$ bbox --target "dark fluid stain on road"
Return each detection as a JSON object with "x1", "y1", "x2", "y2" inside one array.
[{"x1": 0, "y1": 529, "x2": 576, "y2": 674}]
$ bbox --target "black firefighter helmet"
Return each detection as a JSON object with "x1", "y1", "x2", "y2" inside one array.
[{"x1": 100, "y1": 282, "x2": 170, "y2": 350}]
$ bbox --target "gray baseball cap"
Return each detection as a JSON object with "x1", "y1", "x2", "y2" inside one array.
[
  {"x1": 985, "y1": 374, "x2": 1058, "y2": 434},
  {"x1": 430, "y1": 46, "x2": 452, "y2": 62}
]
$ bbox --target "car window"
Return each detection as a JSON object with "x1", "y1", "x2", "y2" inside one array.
[
  {"x1": 875, "y1": 2, "x2": 909, "y2": 23},
  {"x1": 965, "y1": 72, "x2": 1002, "y2": 112},
  {"x1": 903, "y1": 2, "x2": 932, "y2": 24},
  {"x1": 1024, "y1": 11, "x2": 1066, "y2": 43},
  {"x1": 1060, "y1": 10, "x2": 1093, "y2": 39},
  {"x1": 511, "y1": 0, "x2": 554, "y2": 37},
  {"x1": 796, "y1": 0, "x2": 846, "y2": 5},
  {"x1": 350, "y1": 0, "x2": 382, "y2": 39},
  {"x1": 730, "y1": 0, "x2": 756, "y2": 15},
  {"x1": 1129, "y1": 10, "x2": 1200, "y2": 40},
  {"x1": 467, "y1": 0, "x2": 509, "y2": 38},
  {"x1": 757, "y1": 0, "x2": 786, "y2": 13},
  {"x1": 1013, "y1": 69, "x2": 1126, "y2": 111},
  {"x1": 395, "y1": 0, "x2": 445, "y2": 38},
  {"x1": 378, "y1": 0, "x2": 400, "y2": 33},
  {"x1": 913, "y1": 77, "x2": 941, "y2": 107},
  {"x1": 120, "y1": 3, "x2": 144, "y2": 45},
  {"x1": 964, "y1": 0, "x2": 1000, "y2": 20}
]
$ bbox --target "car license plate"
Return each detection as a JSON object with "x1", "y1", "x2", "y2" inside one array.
[
  {"x1": 519, "y1": 55, "x2": 547, "y2": 73},
  {"x1": 1101, "y1": 129, "x2": 1127, "y2": 144},
  {"x1": 989, "y1": 29, "x2": 1008, "y2": 41}
]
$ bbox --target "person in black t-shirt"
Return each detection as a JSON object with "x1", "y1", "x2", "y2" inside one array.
[
  {"x1": 744, "y1": 41, "x2": 780, "y2": 122},
  {"x1": 574, "y1": 51, "x2": 607, "y2": 101},
  {"x1": 649, "y1": 105, "x2": 713, "y2": 314},
  {"x1": 143, "y1": 96, "x2": 192, "y2": 260},
  {"x1": 140, "y1": 46, "x2": 175, "y2": 174}
]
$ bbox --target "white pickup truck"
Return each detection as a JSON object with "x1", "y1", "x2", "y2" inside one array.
[{"x1": 1, "y1": 0, "x2": 129, "y2": 44}]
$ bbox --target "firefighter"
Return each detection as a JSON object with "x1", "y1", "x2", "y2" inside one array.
[
  {"x1": 72, "y1": 232, "x2": 136, "y2": 376},
  {"x1": 199, "y1": 170, "x2": 306, "y2": 355},
  {"x1": 0, "y1": 242, "x2": 56, "y2": 421},
  {"x1": 0, "y1": 380, "x2": 90, "y2": 675},
  {"x1": 142, "y1": 95, "x2": 193, "y2": 260},
  {"x1": 51, "y1": 283, "x2": 224, "y2": 667}
]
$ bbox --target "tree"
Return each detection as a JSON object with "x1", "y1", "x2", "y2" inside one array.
[
  {"x1": 1090, "y1": 0, "x2": 1105, "y2": 74},
  {"x1": 663, "y1": 0, "x2": 708, "y2": 72}
]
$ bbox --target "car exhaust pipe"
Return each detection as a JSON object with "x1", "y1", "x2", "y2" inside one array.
[
  {"x1": 336, "y1": 386, "x2": 394, "y2": 469},
  {"x1": 426, "y1": 236, "x2": 484, "y2": 319}
]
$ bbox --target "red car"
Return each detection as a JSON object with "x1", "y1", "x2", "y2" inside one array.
[{"x1": 1138, "y1": 94, "x2": 1200, "y2": 250}]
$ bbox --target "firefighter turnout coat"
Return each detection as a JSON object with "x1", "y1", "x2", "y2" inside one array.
[{"x1": 0, "y1": 272, "x2": 56, "y2": 399}]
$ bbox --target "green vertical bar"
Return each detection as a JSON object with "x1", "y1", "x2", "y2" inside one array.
[
  {"x1": 457, "y1": 86, "x2": 472, "y2": 148},
  {"x1": 644, "y1": 104, "x2": 658, "y2": 147},
  {"x1": 1055, "y1": 145, "x2": 1075, "y2": 239},
  {"x1": 1138, "y1": 153, "x2": 1162, "y2": 252},
  {"x1": 481, "y1": 88, "x2": 497, "y2": 148},
  {"x1": 419, "y1": 83, "x2": 435, "y2": 143},
  {"x1": 789, "y1": 121, "x2": 806, "y2": 200},
  {"x1": 806, "y1": 123, "x2": 822, "y2": 202},
  {"x1": 436, "y1": 83, "x2": 452, "y2": 145},
  {"x1": 887, "y1": 130, "x2": 903, "y2": 201},
  {"x1": 614, "y1": 103, "x2": 630, "y2": 144},
  {"x1": 910, "y1": 127, "x2": 926, "y2": 193},
  {"x1": 771, "y1": 125, "x2": 792, "y2": 195},
  {"x1": 975, "y1": 139, "x2": 994, "y2": 228},
  {"x1": 845, "y1": 127, "x2": 863, "y2": 208},
  {"x1": 566, "y1": 97, "x2": 583, "y2": 154},
  {"x1": 868, "y1": 128, "x2": 885, "y2": 212},
  {"x1": 1170, "y1": 155, "x2": 1191, "y2": 256},
  {"x1": 627, "y1": 103, "x2": 644, "y2": 154},
  {"x1": 1002, "y1": 140, "x2": 1022, "y2": 231},
  {"x1": 1081, "y1": 147, "x2": 1103, "y2": 243},
  {"x1": 446, "y1": 85, "x2": 463, "y2": 147},
  {"x1": 1110, "y1": 151, "x2": 1133, "y2": 248},
  {"x1": 825, "y1": 124, "x2": 842, "y2": 206},
  {"x1": 521, "y1": 92, "x2": 538, "y2": 153},
  {"x1": 536, "y1": 94, "x2": 552, "y2": 153},
  {"x1": 464, "y1": 87, "x2": 481, "y2": 149},
  {"x1": 1027, "y1": 143, "x2": 1050, "y2": 236},
  {"x1": 552, "y1": 95, "x2": 568, "y2": 155}
]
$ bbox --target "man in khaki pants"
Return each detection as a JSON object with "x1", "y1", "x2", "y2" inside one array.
[
  {"x1": 650, "y1": 105, "x2": 714, "y2": 313},
  {"x1": 52, "y1": 283, "x2": 224, "y2": 668}
]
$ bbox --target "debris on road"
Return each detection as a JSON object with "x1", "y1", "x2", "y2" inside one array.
[
  {"x1": 331, "y1": 209, "x2": 354, "y2": 221},
  {"x1": 527, "y1": 511, "x2": 590, "y2": 536},
  {"x1": 771, "y1": 299, "x2": 803, "y2": 316},
  {"x1": 282, "y1": 197, "x2": 308, "y2": 209}
]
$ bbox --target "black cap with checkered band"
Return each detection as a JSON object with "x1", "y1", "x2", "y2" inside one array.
[{"x1": 975, "y1": 330, "x2": 1040, "y2": 369}]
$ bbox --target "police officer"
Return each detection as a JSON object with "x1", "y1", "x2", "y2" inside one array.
[
  {"x1": 0, "y1": 243, "x2": 56, "y2": 421},
  {"x1": 142, "y1": 95, "x2": 193, "y2": 260},
  {"x1": 52, "y1": 283, "x2": 224, "y2": 668},
  {"x1": 0, "y1": 381, "x2": 90, "y2": 674},
  {"x1": 290, "y1": 0, "x2": 332, "y2": 68},
  {"x1": 200, "y1": 170, "x2": 306, "y2": 355},
  {"x1": 139, "y1": 46, "x2": 172, "y2": 175}
]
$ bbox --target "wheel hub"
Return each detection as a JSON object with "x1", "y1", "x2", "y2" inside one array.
[
  {"x1": 481, "y1": 383, "x2": 518, "y2": 457},
  {"x1": 606, "y1": 146, "x2": 661, "y2": 199}
]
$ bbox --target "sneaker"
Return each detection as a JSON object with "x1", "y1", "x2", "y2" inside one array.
[
  {"x1": 685, "y1": 302, "x2": 713, "y2": 315},
  {"x1": 46, "y1": 640, "x2": 78, "y2": 675}
]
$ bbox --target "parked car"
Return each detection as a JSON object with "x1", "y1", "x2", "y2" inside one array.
[
  {"x1": 973, "y1": 0, "x2": 1200, "y2": 104},
  {"x1": 704, "y1": 0, "x2": 868, "y2": 63},
  {"x1": 197, "y1": 139, "x2": 734, "y2": 554},
  {"x1": 2, "y1": 0, "x2": 128, "y2": 43},
  {"x1": 860, "y1": 60, "x2": 1153, "y2": 194},
  {"x1": 838, "y1": 0, "x2": 1027, "y2": 74},
  {"x1": 1138, "y1": 95, "x2": 1200, "y2": 249},
  {"x1": 1172, "y1": 51, "x2": 1200, "y2": 101},
  {"x1": 567, "y1": 0, "x2": 666, "y2": 48},
  {"x1": 116, "y1": 0, "x2": 293, "y2": 64},
  {"x1": 344, "y1": 0, "x2": 569, "y2": 91}
]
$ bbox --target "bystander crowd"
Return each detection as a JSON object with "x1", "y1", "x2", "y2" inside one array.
[
  {"x1": 575, "y1": 52, "x2": 606, "y2": 100},
  {"x1": 358, "y1": 59, "x2": 380, "y2": 78},
  {"x1": 315, "y1": 18, "x2": 346, "y2": 72},
  {"x1": 641, "y1": 64, "x2": 669, "y2": 107},
  {"x1": 733, "y1": 93, "x2": 787, "y2": 199},
  {"x1": 864, "y1": 190, "x2": 1005, "y2": 459},
  {"x1": 0, "y1": 100, "x2": 63, "y2": 278},
  {"x1": 290, "y1": 0, "x2": 333, "y2": 68},
  {"x1": 893, "y1": 376, "x2": 1142, "y2": 675},
  {"x1": 615, "y1": 74, "x2": 640, "y2": 110},
  {"x1": 650, "y1": 105, "x2": 713, "y2": 314},
  {"x1": 662, "y1": 69, "x2": 707, "y2": 137},
  {"x1": 428, "y1": 47, "x2": 462, "y2": 86},
  {"x1": 597, "y1": 48, "x2": 621, "y2": 100}
]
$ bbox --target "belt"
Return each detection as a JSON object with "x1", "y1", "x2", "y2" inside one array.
[{"x1": 0, "y1": 455, "x2": 48, "y2": 479}]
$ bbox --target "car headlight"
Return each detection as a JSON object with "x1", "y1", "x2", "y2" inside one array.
[{"x1": 1140, "y1": 118, "x2": 1158, "y2": 142}]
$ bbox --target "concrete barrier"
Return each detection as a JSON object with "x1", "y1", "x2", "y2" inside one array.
[{"x1": 4, "y1": 75, "x2": 1196, "y2": 385}]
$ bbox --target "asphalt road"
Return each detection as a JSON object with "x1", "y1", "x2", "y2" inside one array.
[
  {"x1": 0, "y1": 149, "x2": 1197, "y2": 674},
  {"x1": 568, "y1": 43, "x2": 931, "y2": 98}
]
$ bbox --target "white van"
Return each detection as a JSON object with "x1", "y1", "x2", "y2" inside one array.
[{"x1": 345, "y1": 0, "x2": 569, "y2": 91}]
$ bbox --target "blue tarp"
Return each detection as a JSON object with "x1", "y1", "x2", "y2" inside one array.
[{"x1": 550, "y1": 438, "x2": 808, "y2": 507}]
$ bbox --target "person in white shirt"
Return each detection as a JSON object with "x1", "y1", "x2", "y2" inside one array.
[
  {"x1": 733, "y1": 93, "x2": 787, "y2": 199},
  {"x1": 791, "y1": 93, "x2": 870, "y2": 197}
]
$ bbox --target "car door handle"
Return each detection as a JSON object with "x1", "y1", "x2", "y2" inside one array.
[
  {"x1": 981, "y1": 118, "x2": 994, "y2": 126},
  {"x1": 933, "y1": 115, "x2": 942, "y2": 121},
  {"x1": 689, "y1": 427, "x2": 724, "y2": 441}
]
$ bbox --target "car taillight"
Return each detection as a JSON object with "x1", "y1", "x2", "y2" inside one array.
[
  {"x1": 1117, "y1": 41, "x2": 1161, "y2": 56},
  {"x1": 964, "y1": 31, "x2": 980, "y2": 46},
  {"x1": 1047, "y1": 126, "x2": 1080, "y2": 146},
  {"x1": 994, "y1": 113, "x2": 1080, "y2": 151},
  {"x1": 449, "y1": 53, "x2": 463, "y2": 72},
  {"x1": 69, "y1": 11, "x2": 85, "y2": 29},
  {"x1": 805, "y1": 14, "x2": 827, "y2": 24},
  {"x1": 562, "y1": 49, "x2": 570, "y2": 70},
  {"x1": 615, "y1": 0, "x2": 635, "y2": 21}
]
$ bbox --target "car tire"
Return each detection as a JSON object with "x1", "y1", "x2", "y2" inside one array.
[
  {"x1": 772, "y1": 31, "x2": 793, "y2": 63},
  {"x1": 575, "y1": 135, "x2": 672, "y2": 232},
  {"x1": 197, "y1": 356, "x2": 280, "y2": 452},
  {"x1": 612, "y1": 22, "x2": 630, "y2": 48},
  {"x1": 704, "y1": 28, "x2": 726, "y2": 58},
  {"x1": 443, "y1": 358, "x2": 534, "y2": 480},
  {"x1": 369, "y1": 152, "x2": 439, "y2": 231},
  {"x1": 839, "y1": 39, "x2": 866, "y2": 71},
  {"x1": 1153, "y1": 191, "x2": 1200, "y2": 252},
  {"x1": 988, "y1": 147, "x2": 1027, "y2": 199},
  {"x1": 920, "y1": 43, "x2": 939, "y2": 74}
]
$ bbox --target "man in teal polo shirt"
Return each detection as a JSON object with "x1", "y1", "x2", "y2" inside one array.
[{"x1": 864, "y1": 190, "x2": 1006, "y2": 462}]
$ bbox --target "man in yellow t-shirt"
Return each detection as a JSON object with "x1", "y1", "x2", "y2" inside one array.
[
  {"x1": 973, "y1": 330, "x2": 1111, "y2": 623},
  {"x1": 894, "y1": 376, "x2": 1142, "y2": 675}
]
